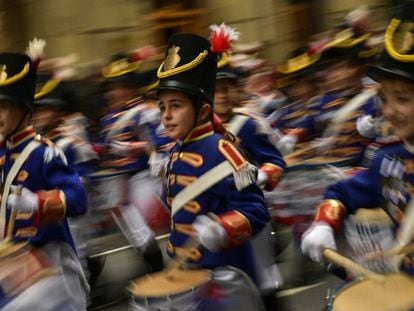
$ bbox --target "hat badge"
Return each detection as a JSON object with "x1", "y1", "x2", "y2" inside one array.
[
  {"x1": 0, "y1": 65, "x2": 8, "y2": 83},
  {"x1": 164, "y1": 46, "x2": 181, "y2": 71}
]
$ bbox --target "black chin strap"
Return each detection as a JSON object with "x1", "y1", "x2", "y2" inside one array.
[{"x1": 5, "y1": 110, "x2": 30, "y2": 140}]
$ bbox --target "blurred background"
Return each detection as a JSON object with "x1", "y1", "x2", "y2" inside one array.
[{"x1": 0, "y1": 0, "x2": 399, "y2": 67}]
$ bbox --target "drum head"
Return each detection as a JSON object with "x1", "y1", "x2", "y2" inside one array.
[
  {"x1": 129, "y1": 268, "x2": 211, "y2": 297},
  {"x1": 333, "y1": 274, "x2": 414, "y2": 311}
]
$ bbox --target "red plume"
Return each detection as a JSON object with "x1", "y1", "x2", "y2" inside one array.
[
  {"x1": 209, "y1": 23, "x2": 240, "y2": 54},
  {"x1": 131, "y1": 45, "x2": 156, "y2": 62}
]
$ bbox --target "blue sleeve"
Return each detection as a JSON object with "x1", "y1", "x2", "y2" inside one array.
[
  {"x1": 239, "y1": 119, "x2": 286, "y2": 169},
  {"x1": 43, "y1": 150, "x2": 87, "y2": 217},
  {"x1": 324, "y1": 150, "x2": 385, "y2": 213}
]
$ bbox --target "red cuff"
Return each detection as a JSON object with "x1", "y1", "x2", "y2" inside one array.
[
  {"x1": 284, "y1": 128, "x2": 307, "y2": 142},
  {"x1": 218, "y1": 211, "x2": 252, "y2": 249},
  {"x1": 260, "y1": 163, "x2": 283, "y2": 191},
  {"x1": 314, "y1": 200, "x2": 346, "y2": 232},
  {"x1": 36, "y1": 190, "x2": 66, "y2": 225}
]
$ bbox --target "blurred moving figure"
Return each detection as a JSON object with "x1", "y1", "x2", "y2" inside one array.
[
  {"x1": 98, "y1": 49, "x2": 171, "y2": 274},
  {"x1": 214, "y1": 47, "x2": 286, "y2": 310},
  {"x1": 0, "y1": 40, "x2": 89, "y2": 310},
  {"x1": 32, "y1": 69, "x2": 98, "y2": 278},
  {"x1": 302, "y1": 0, "x2": 414, "y2": 281}
]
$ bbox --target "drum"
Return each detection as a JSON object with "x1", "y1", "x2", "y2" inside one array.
[
  {"x1": 0, "y1": 243, "x2": 57, "y2": 308},
  {"x1": 88, "y1": 169, "x2": 171, "y2": 236},
  {"x1": 344, "y1": 208, "x2": 395, "y2": 273},
  {"x1": 267, "y1": 160, "x2": 349, "y2": 225},
  {"x1": 331, "y1": 274, "x2": 414, "y2": 311},
  {"x1": 128, "y1": 268, "x2": 211, "y2": 311},
  {"x1": 88, "y1": 169, "x2": 129, "y2": 211}
]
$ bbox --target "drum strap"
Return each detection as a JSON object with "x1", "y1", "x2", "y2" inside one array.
[
  {"x1": 227, "y1": 114, "x2": 249, "y2": 137},
  {"x1": 0, "y1": 140, "x2": 41, "y2": 239},
  {"x1": 171, "y1": 161, "x2": 234, "y2": 216}
]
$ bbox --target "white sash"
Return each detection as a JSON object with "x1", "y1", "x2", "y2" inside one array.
[{"x1": 0, "y1": 140, "x2": 41, "y2": 239}]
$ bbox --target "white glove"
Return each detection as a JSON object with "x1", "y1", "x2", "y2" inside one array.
[
  {"x1": 356, "y1": 115, "x2": 376, "y2": 138},
  {"x1": 109, "y1": 141, "x2": 130, "y2": 156},
  {"x1": 276, "y1": 134, "x2": 297, "y2": 155},
  {"x1": 7, "y1": 186, "x2": 39, "y2": 214},
  {"x1": 257, "y1": 169, "x2": 269, "y2": 188},
  {"x1": 192, "y1": 215, "x2": 228, "y2": 252},
  {"x1": 301, "y1": 221, "x2": 336, "y2": 263}
]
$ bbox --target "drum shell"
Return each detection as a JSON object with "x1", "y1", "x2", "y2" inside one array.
[
  {"x1": 331, "y1": 274, "x2": 414, "y2": 311},
  {"x1": 0, "y1": 245, "x2": 57, "y2": 308}
]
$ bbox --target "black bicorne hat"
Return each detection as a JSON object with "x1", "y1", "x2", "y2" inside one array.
[
  {"x1": 320, "y1": 23, "x2": 371, "y2": 66},
  {"x1": 102, "y1": 50, "x2": 156, "y2": 88},
  {"x1": 34, "y1": 73, "x2": 76, "y2": 111},
  {"x1": 0, "y1": 53, "x2": 37, "y2": 111},
  {"x1": 367, "y1": 1, "x2": 414, "y2": 82},
  {"x1": 157, "y1": 33, "x2": 218, "y2": 105},
  {"x1": 216, "y1": 52, "x2": 239, "y2": 81}
]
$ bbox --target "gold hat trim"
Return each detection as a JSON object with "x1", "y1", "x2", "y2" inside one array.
[
  {"x1": 102, "y1": 60, "x2": 142, "y2": 78},
  {"x1": 217, "y1": 52, "x2": 230, "y2": 69},
  {"x1": 324, "y1": 28, "x2": 354, "y2": 48},
  {"x1": 34, "y1": 78, "x2": 61, "y2": 99},
  {"x1": 277, "y1": 53, "x2": 321, "y2": 75},
  {"x1": 0, "y1": 62, "x2": 30, "y2": 87},
  {"x1": 358, "y1": 46, "x2": 380, "y2": 59},
  {"x1": 157, "y1": 50, "x2": 208, "y2": 79},
  {"x1": 385, "y1": 18, "x2": 414, "y2": 62},
  {"x1": 333, "y1": 33, "x2": 370, "y2": 48}
]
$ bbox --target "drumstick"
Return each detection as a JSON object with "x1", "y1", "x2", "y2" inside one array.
[
  {"x1": 165, "y1": 236, "x2": 200, "y2": 279},
  {"x1": 322, "y1": 248, "x2": 385, "y2": 282},
  {"x1": 5, "y1": 186, "x2": 22, "y2": 242},
  {"x1": 364, "y1": 243, "x2": 414, "y2": 261}
]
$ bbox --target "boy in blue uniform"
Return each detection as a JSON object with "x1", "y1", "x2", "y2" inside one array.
[
  {"x1": 214, "y1": 42, "x2": 285, "y2": 309},
  {"x1": 156, "y1": 31, "x2": 270, "y2": 309},
  {"x1": 301, "y1": 1, "x2": 414, "y2": 275},
  {"x1": 0, "y1": 43, "x2": 88, "y2": 309},
  {"x1": 271, "y1": 47, "x2": 322, "y2": 155},
  {"x1": 99, "y1": 52, "x2": 170, "y2": 273},
  {"x1": 33, "y1": 73, "x2": 98, "y2": 276}
]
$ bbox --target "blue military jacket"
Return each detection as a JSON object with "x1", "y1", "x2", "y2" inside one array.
[
  {"x1": 225, "y1": 112, "x2": 286, "y2": 190},
  {"x1": 100, "y1": 97, "x2": 170, "y2": 173},
  {"x1": 164, "y1": 122, "x2": 269, "y2": 280},
  {"x1": 0, "y1": 126, "x2": 87, "y2": 251},
  {"x1": 324, "y1": 139, "x2": 414, "y2": 273}
]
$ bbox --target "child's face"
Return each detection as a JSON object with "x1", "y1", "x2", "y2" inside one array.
[
  {"x1": 380, "y1": 79, "x2": 414, "y2": 141},
  {"x1": 0, "y1": 100, "x2": 27, "y2": 136},
  {"x1": 32, "y1": 106, "x2": 62, "y2": 132},
  {"x1": 325, "y1": 60, "x2": 361, "y2": 92},
  {"x1": 214, "y1": 79, "x2": 236, "y2": 119},
  {"x1": 104, "y1": 83, "x2": 138, "y2": 110},
  {"x1": 158, "y1": 90, "x2": 196, "y2": 141}
]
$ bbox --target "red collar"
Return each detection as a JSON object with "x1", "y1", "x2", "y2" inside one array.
[
  {"x1": 183, "y1": 122, "x2": 214, "y2": 144},
  {"x1": 4, "y1": 126, "x2": 36, "y2": 148}
]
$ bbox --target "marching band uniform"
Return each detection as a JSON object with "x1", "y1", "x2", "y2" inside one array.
[
  {"x1": 301, "y1": 2, "x2": 414, "y2": 276},
  {"x1": 270, "y1": 48, "x2": 322, "y2": 155},
  {"x1": 0, "y1": 47, "x2": 88, "y2": 309},
  {"x1": 156, "y1": 30, "x2": 269, "y2": 310},
  {"x1": 215, "y1": 59, "x2": 285, "y2": 309},
  {"x1": 99, "y1": 52, "x2": 170, "y2": 273},
  {"x1": 33, "y1": 75, "x2": 98, "y2": 276}
]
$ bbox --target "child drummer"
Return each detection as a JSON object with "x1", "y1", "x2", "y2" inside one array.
[
  {"x1": 156, "y1": 30, "x2": 270, "y2": 307},
  {"x1": 0, "y1": 41, "x2": 89, "y2": 309},
  {"x1": 301, "y1": 1, "x2": 414, "y2": 275}
]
